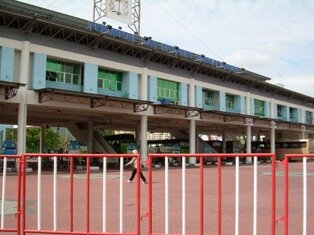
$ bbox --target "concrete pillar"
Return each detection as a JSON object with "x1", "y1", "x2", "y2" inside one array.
[
  {"x1": 141, "y1": 67, "x2": 148, "y2": 100},
  {"x1": 245, "y1": 117, "x2": 253, "y2": 164},
  {"x1": 140, "y1": 115, "x2": 147, "y2": 161},
  {"x1": 270, "y1": 121, "x2": 277, "y2": 153},
  {"x1": 189, "y1": 118, "x2": 196, "y2": 164},
  {"x1": 87, "y1": 120, "x2": 94, "y2": 153},
  {"x1": 17, "y1": 41, "x2": 30, "y2": 155},
  {"x1": 301, "y1": 125, "x2": 307, "y2": 139},
  {"x1": 40, "y1": 126, "x2": 46, "y2": 153}
]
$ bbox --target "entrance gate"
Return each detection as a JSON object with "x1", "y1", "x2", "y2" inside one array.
[{"x1": 1, "y1": 153, "x2": 313, "y2": 234}]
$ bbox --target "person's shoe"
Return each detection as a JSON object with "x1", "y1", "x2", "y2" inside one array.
[
  {"x1": 127, "y1": 180, "x2": 132, "y2": 183},
  {"x1": 142, "y1": 181, "x2": 148, "y2": 184}
]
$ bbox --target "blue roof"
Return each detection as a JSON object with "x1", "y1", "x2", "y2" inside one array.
[{"x1": 87, "y1": 21, "x2": 242, "y2": 74}]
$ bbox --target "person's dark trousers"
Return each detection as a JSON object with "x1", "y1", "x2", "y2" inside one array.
[{"x1": 129, "y1": 168, "x2": 147, "y2": 182}]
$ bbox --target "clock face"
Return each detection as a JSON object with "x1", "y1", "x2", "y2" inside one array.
[
  {"x1": 106, "y1": 0, "x2": 132, "y2": 25},
  {"x1": 108, "y1": 0, "x2": 130, "y2": 17}
]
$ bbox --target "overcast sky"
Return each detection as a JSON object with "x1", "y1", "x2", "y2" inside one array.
[{"x1": 19, "y1": 0, "x2": 314, "y2": 97}]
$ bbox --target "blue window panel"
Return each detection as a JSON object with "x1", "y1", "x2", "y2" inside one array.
[
  {"x1": 250, "y1": 98, "x2": 255, "y2": 115},
  {"x1": 31, "y1": 53, "x2": 47, "y2": 89},
  {"x1": 0, "y1": 47, "x2": 14, "y2": 82},
  {"x1": 219, "y1": 91, "x2": 226, "y2": 111},
  {"x1": 148, "y1": 75, "x2": 157, "y2": 103},
  {"x1": 84, "y1": 63, "x2": 97, "y2": 94},
  {"x1": 122, "y1": 72, "x2": 138, "y2": 99},
  {"x1": 180, "y1": 83, "x2": 187, "y2": 106},
  {"x1": 195, "y1": 86, "x2": 203, "y2": 108}
]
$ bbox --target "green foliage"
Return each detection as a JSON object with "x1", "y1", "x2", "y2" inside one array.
[{"x1": 5, "y1": 127, "x2": 62, "y2": 153}]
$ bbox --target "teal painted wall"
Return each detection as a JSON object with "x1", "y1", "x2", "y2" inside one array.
[
  {"x1": 195, "y1": 85, "x2": 202, "y2": 108},
  {"x1": 286, "y1": 107, "x2": 290, "y2": 121},
  {"x1": 250, "y1": 98, "x2": 255, "y2": 115},
  {"x1": 240, "y1": 96, "x2": 245, "y2": 114},
  {"x1": 122, "y1": 72, "x2": 138, "y2": 99},
  {"x1": 148, "y1": 75, "x2": 157, "y2": 102},
  {"x1": 234, "y1": 96, "x2": 242, "y2": 114},
  {"x1": 0, "y1": 47, "x2": 14, "y2": 82},
  {"x1": 219, "y1": 91, "x2": 226, "y2": 111},
  {"x1": 265, "y1": 102, "x2": 270, "y2": 118},
  {"x1": 83, "y1": 63, "x2": 97, "y2": 94},
  {"x1": 180, "y1": 83, "x2": 188, "y2": 106},
  {"x1": 31, "y1": 53, "x2": 47, "y2": 90}
]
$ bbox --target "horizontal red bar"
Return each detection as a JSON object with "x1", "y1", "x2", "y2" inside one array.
[{"x1": 25, "y1": 230, "x2": 138, "y2": 235}]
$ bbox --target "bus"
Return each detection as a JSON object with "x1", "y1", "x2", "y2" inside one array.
[{"x1": 251, "y1": 139, "x2": 314, "y2": 161}]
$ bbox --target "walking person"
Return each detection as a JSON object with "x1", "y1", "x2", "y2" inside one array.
[{"x1": 125, "y1": 149, "x2": 147, "y2": 184}]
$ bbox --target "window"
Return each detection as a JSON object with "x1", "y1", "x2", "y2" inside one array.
[
  {"x1": 98, "y1": 68, "x2": 123, "y2": 91},
  {"x1": 46, "y1": 59, "x2": 81, "y2": 85},
  {"x1": 306, "y1": 111, "x2": 313, "y2": 124},
  {"x1": 277, "y1": 105, "x2": 283, "y2": 117},
  {"x1": 254, "y1": 99, "x2": 265, "y2": 116},
  {"x1": 226, "y1": 94, "x2": 235, "y2": 109},
  {"x1": 157, "y1": 78, "x2": 179, "y2": 102},
  {"x1": 202, "y1": 90, "x2": 214, "y2": 106},
  {"x1": 289, "y1": 107, "x2": 297, "y2": 120}
]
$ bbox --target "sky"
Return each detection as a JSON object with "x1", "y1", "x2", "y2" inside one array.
[{"x1": 18, "y1": 0, "x2": 314, "y2": 97}]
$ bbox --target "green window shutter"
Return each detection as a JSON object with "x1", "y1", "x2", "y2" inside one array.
[
  {"x1": 157, "y1": 78, "x2": 179, "y2": 101},
  {"x1": 98, "y1": 68, "x2": 123, "y2": 91},
  {"x1": 254, "y1": 99, "x2": 265, "y2": 116}
]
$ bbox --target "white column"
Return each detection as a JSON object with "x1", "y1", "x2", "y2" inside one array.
[
  {"x1": 189, "y1": 78, "x2": 195, "y2": 107},
  {"x1": 87, "y1": 120, "x2": 94, "y2": 153},
  {"x1": 301, "y1": 125, "x2": 307, "y2": 139},
  {"x1": 245, "y1": 117, "x2": 253, "y2": 164},
  {"x1": 141, "y1": 67, "x2": 148, "y2": 100},
  {"x1": 40, "y1": 125, "x2": 45, "y2": 153},
  {"x1": 270, "y1": 121, "x2": 277, "y2": 153},
  {"x1": 189, "y1": 119, "x2": 196, "y2": 164},
  {"x1": 17, "y1": 41, "x2": 30, "y2": 155},
  {"x1": 140, "y1": 115, "x2": 148, "y2": 161}
]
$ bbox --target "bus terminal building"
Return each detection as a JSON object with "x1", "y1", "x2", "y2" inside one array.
[{"x1": 0, "y1": 0, "x2": 314, "y2": 163}]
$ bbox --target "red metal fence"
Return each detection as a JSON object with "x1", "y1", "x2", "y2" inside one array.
[
  {"x1": 1, "y1": 153, "x2": 141, "y2": 235},
  {"x1": 1, "y1": 153, "x2": 314, "y2": 234}
]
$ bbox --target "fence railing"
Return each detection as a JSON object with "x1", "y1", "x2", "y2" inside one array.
[
  {"x1": 148, "y1": 153, "x2": 276, "y2": 235},
  {"x1": 1, "y1": 153, "x2": 141, "y2": 235},
  {"x1": 282, "y1": 154, "x2": 314, "y2": 235}
]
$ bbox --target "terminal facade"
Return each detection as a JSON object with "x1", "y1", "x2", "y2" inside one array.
[{"x1": 0, "y1": 0, "x2": 313, "y2": 163}]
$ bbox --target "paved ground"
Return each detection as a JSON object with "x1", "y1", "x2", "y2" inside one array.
[{"x1": 1, "y1": 161, "x2": 314, "y2": 234}]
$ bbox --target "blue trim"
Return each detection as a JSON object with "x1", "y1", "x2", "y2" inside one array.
[
  {"x1": 84, "y1": 63, "x2": 98, "y2": 94},
  {"x1": 31, "y1": 53, "x2": 46, "y2": 89},
  {"x1": 0, "y1": 47, "x2": 14, "y2": 82}
]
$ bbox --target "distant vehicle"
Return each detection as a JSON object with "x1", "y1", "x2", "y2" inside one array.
[{"x1": 250, "y1": 139, "x2": 314, "y2": 161}]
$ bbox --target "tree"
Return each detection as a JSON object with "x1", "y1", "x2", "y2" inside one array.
[{"x1": 5, "y1": 127, "x2": 62, "y2": 153}]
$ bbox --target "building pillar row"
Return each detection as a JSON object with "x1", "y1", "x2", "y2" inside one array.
[
  {"x1": 189, "y1": 118, "x2": 196, "y2": 165},
  {"x1": 301, "y1": 125, "x2": 307, "y2": 139},
  {"x1": 269, "y1": 121, "x2": 277, "y2": 154},
  {"x1": 244, "y1": 117, "x2": 253, "y2": 164},
  {"x1": 17, "y1": 41, "x2": 30, "y2": 155},
  {"x1": 140, "y1": 114, "x2": 148, "y2": 161}
]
